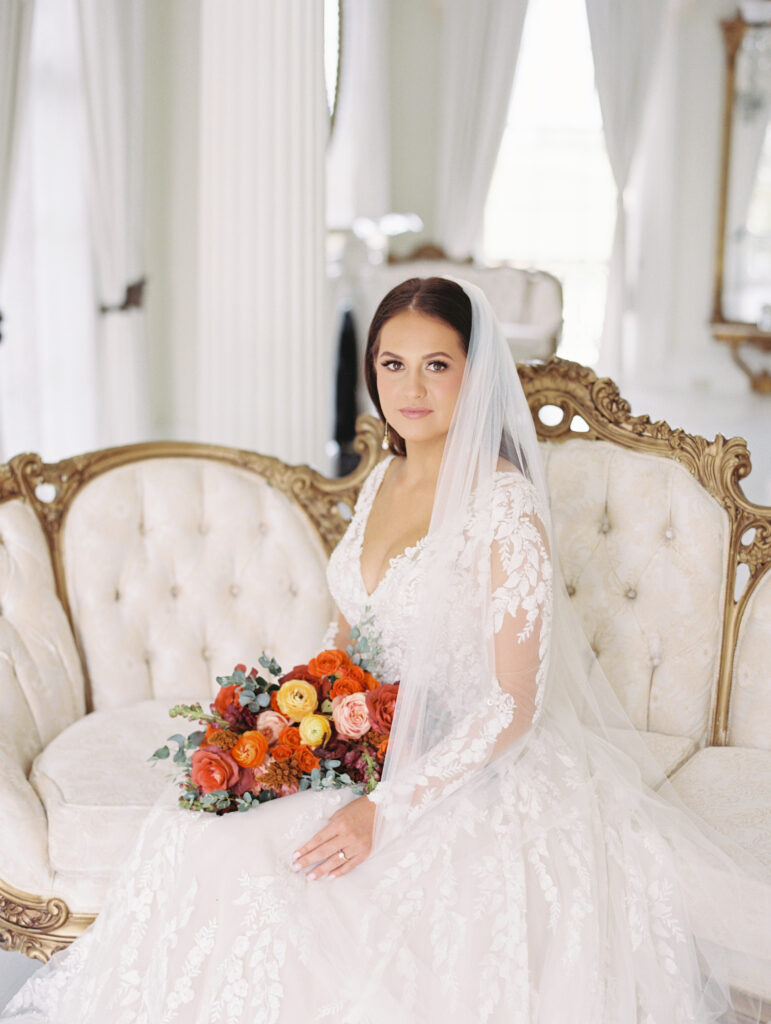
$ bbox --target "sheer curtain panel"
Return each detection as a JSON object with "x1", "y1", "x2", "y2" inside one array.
[
  {"x1": 76, "y1": 0, "x2": 149, "y2": 446},
  {"x1": 0, "y1": 0, "x2": 34, "y2": 273},
  {"x1": 584, "y1": 0, "x2": 667, "y2": 382},
  {"x1": 435, "y1": 0, "x2": 530, "y2": 260}
]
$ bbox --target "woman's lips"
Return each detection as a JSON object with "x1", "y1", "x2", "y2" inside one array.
[{"x1": 399, "y1": 407, "x2": 432, "y2": 419}]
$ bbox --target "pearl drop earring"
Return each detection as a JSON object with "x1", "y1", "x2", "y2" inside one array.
[{"x1": 381, "y1": 423, "x2": 390, "y2": 451}]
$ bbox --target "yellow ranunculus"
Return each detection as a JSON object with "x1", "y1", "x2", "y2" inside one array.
[
  {"x1": 298, "y1": 713, "x2": 332, "y2": 749},
  {"x1": 276, "y1": 679, "x2": 318, "y2": 722}
]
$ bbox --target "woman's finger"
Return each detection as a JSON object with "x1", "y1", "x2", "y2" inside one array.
[
  {"x1": 325, "y1": 850, "x2": 364, "y2": 880},
  {"x1": 293, "y1": 835, "x2": 346, "y2": 875},
  {"x1": 292, "y1": 824, "x2": 340, "y2": 865}
]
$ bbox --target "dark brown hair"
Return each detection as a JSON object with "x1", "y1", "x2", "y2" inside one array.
[{"x1": 364, "y1": 277, "x2": 472, "y2": 455}]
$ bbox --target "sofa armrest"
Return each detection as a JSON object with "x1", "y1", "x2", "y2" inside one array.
[{"x1": 0, "y1": 747, "x2": 53, "y2": 895}]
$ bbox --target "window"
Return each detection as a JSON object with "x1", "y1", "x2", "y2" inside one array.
[{"x1": 483, "y1": 0, "x2": 615, "y2": 366}]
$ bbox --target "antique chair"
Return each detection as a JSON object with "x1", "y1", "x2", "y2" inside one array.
[{"x1": 0, "y1": 359, "x2": 768, "y2": 1019}]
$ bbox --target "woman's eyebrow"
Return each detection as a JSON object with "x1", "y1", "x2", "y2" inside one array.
[{"x1": 378, "y1": 350, "x2": 456, "y2": 360}]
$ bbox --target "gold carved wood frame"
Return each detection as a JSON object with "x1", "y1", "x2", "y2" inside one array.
[{"x1": 1, "y1": 359, "x2": 769, "y2": 1004}]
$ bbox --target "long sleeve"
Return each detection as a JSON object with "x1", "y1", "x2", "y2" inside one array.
[{"x1": 369, "y1": 476, "x2": 553, "y2": 829}]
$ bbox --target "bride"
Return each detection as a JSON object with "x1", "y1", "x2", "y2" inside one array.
[{"x1": 3, "y1": 276, "x2": 770, "y2": 1023}]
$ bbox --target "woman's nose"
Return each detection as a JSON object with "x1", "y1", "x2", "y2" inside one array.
[{"x1": 404, "y1": 370, "x2": 426, "y2": 397}]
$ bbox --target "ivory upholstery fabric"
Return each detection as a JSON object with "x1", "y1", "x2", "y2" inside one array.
[
  {"x1": 30, "y1": 701, "x2": 174, "y2": 907},
  {"x1": 61, "y1": 458, "x2": 334, "y2": 710},
  {"x1": 0, "y1": 499, "x2": 85, "y2": 894},
  {"x1": 541, "y1": 440, "x2": 727, "y2": 745},
  {"x1": 607, "y1": 729, "x2": 697, "y2": 789},
  {"x1": 670, "y1": 746, "x2": 771, "y2": 999},
  {"x1": 730, "y1": 572, "x2": 771, "y2": 749}
]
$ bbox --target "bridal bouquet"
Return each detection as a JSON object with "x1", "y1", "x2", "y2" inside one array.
[{"x1": 150, "y1": 631, "x2": 397, "y2": 814}]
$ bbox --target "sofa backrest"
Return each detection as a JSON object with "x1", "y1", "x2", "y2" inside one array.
[
  {"x1": 61, "y1": 458, "x2": 337, "y2": 709},
  {"x1": 541, "y1": 439, "x2": 727, "y2": 744},
  {"x1": 0, "y1": 496, "x2": 85, "y2": 766},
  {"x1": 4, "y1": 435, "x2": 379, "y2": 714},
  {"x1": 730, "y1": 573, "x2": 771, "y2": 749},
  {"x1": 519, "y1": 359, "x2": 771, "y2": 750}
]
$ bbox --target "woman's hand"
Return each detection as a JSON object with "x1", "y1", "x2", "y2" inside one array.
[{"x1": 291, "y1": 795, "x2": 375, "y2": 880}]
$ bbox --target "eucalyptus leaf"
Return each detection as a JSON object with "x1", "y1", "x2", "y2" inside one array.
[
  {"x1": 150, "y1": 746, "x2": 170, "y2": 761},
  {"x1": 299, "y1": 777, "x2": 311, "y2": 790},
  {"x1": 186, "y1": 730, "x2": 206, "y2": 748},
  {"x1": 167, "y1": 733, "x2": 186, "y2": 749},
  {"x1": 256, "y1": 692, "x2": 270, "y2": 707}
]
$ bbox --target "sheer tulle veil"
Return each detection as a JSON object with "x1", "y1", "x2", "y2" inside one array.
[{"x1": 361, "y1": 277, "x2": 771, "y2": 1022}]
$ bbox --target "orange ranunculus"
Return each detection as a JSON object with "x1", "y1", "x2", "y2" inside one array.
[
  {"x1": 270, "y1": 691, "x2": 280, "y2": 712},
  {"x1": 376, "y1": 737, "x2": 389, "y2": 760},
  {"x1": 345, "y1": 665, "x2": 365, "y2": 684},
  {"x1": 230, "y1": 730, "x2": 269, "y2": 768},
  {"x1": 271, "y1": 743, "x2": 294, "y2": 762},
  {"x1": 308, "y1": 649, "x2": 350, "y2": 678},
  {"x1": 278, "y1": 725, "x2": 302, "y2": 748},
  {"x1": 330, "y1": 674, "x2": 365, "y2": 700},
  {"x1": 295, "y1": 745, "x2": 320, "y2": 773},
  {"x1": 361, "y1": 672, "x2": 379, "y2": 691},
  {"x1": 214, "y1": 683, "x2": 241, "y2": 717}
]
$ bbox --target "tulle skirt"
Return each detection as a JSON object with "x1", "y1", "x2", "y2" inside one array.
[{"x1": 3, "y1": 717, "x2": 769, "y2": 1023}]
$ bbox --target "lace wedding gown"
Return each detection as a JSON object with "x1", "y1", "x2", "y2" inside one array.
[{"x1": 1, "y1": 456, "x2": 760, "y2": 1023}]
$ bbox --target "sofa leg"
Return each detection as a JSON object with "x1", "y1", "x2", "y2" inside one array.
[{"x1": 0, "y1": 880, "x2": 94, "y2": 962}]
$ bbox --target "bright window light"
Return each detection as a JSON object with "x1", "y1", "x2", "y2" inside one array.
[{"x1": 483, "y1": 0, "x2": 615, "y2": 366}]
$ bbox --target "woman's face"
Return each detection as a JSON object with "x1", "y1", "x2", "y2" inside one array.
[{"x1": 375, "y1": 310, "x2": 467, "y2": 450}]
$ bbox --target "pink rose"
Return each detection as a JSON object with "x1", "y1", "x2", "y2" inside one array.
[
  {"x1": 191, "y1": 745, "x2": 244, "y2": 794},
  {"x1": 255, "y1": 709, "x2": 291, "y2": 743},
  {"x1": 332, "y1": 692, "x2": 371, "y2": 740}
]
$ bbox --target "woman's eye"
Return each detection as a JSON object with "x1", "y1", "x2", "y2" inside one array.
[
  {"x1": 380, "y1": 360, "x2": 402, "y2": 371},
  {"x1": 427, "y1": 360, "x2": 448, "y2": 372}
]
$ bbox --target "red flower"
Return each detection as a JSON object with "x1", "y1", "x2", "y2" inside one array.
[
  {"x1": 213, "y1": 683, "x2": 241, "y2": 717},
  {"x1": 365, "y1": 683, "x2": 399, "y2": 733}
]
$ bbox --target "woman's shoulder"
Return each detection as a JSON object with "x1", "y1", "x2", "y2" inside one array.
[{"x1": 477, "y1": 460, "x2": 547, "y2": 526}]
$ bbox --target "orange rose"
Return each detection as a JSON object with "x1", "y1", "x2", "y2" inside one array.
[
  {"x1": 308, "y1": 649, "x2": 350, "y2": 677},
  {"x1": 271, "y1": 743, "x2": 294, "y2": 762},
  {"x1": 213, "y1": 683, "x2": 241, "y2": 717},
  {"x1": 191, "y1": 746, "x2": 241, "y2": 794},
  {"x1": 295, "y1": 745, "x2": 320, "y2": 772},
  {"x1": 230, "y1": 730, "x2": 269, "y2": 768},
  {"x1": 330, "y1": 674, "x2": 365, "y2": 700},
  {"x1": 278, "y1": 726, "x2": 302, "y2": 748},
  {"x1": 361, "y1": 672, "x2": 379, "y2": 691}
]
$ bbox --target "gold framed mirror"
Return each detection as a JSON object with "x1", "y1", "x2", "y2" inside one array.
[{"x1": 712, "y1": 10, "x2": 771, "y2": 393}]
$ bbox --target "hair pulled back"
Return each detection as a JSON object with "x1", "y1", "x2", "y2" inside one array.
[{"x1": 364, "y1": 277, "x2": 472, "y2": 456}]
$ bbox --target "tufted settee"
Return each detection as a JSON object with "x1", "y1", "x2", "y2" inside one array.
[{"x1": 1, "y1": 359, "x2": 769, "y2": 1015}]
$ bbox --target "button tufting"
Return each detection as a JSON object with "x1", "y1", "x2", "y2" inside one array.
[
  {"x1": 230, "y1": 584, "x2": 240, "y2": 597},
  {"x1": 289, "y1": 583, "x2": 298, "y2": 596},
  {"x1": 114, "y1": 588, "x2": 120, "y2": 602},
  {"x1": 258, "y1": 522, "x2": 268, "y2": 535},
  {"x1": 201, "y1": 646, "x2": 211, "y2": 661},
  {"x1": 566, "y1": 583, "x2": 576, "y2": 597},
  {"x1": 626, "y1": 588, "x2": 637, "y2": 600},
  {"x1": 198, "y1": 523, "x2": 209, "y2": 535},
  {"x1": 651, "y1": 656, "x2": 661, "y2": 668},
  {"x1": 599, "y1": 518, "x2": 610, "y2": 534},
  {"x1": 170, "y1": 585, "x2": 180, "y2": 598},
  {"x1": 664, "y1": 528, "x2": 674, "y2": 540},
  {"x1": 138, "y1": 522, "x2": 146, "y2": 535}
]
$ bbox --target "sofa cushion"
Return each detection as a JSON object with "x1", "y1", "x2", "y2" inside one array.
[
  {"x1": 606, "y1": 729, "x2": 697, "y2": 790},
  {"x1": 61, "y1": 458, "x2": 334, "y2": 710},
  {"x1": 541, "y1": 440, "x2": 728, "y2": 745},
  {"x1": 669, "y1": 746, "x2": 771, "y2": 999},
  {"x1": 30, "y1": 701, "x2": 175, "y2": 876}
]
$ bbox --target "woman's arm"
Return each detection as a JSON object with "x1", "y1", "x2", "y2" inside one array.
[{"x1": 368, "y1": 491, "x2": 552, "y2": 829}]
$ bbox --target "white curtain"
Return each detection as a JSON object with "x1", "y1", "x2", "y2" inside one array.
[
  {"x1": 584, "y1": 0, "x2": 667, "y2": 382},
  {"x1": 0, "y1": 0, "x2": 98, "y2": 463},
  {"x1": 435, "y1": 0, "x2": 530, "y2": 260},
  {"x1": 0, "y1": 0, "x2": 34, "y2": 272},
  {"x1": 76, "y1": 0, "x2": 148, "y2": 447},
  {"x1": 326, "y1": 0, "x2": 390, "y2": 227}
]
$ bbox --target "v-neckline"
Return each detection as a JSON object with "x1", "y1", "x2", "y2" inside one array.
[{"x1": 358, "y1": 456, "x2": 428, "y2": 599}]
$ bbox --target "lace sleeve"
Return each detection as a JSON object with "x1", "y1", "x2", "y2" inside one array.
[{"x1": 368, "y1": 477, "x2": 553, "y2": 822}]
